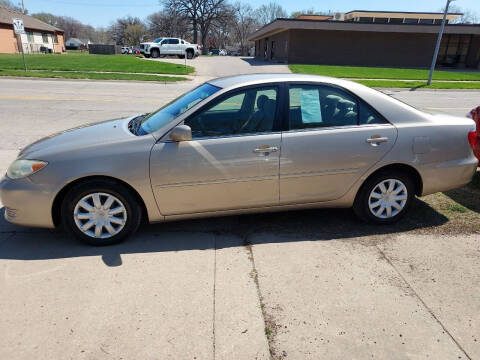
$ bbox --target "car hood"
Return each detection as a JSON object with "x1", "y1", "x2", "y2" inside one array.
[{"x1": 18, "y1": 115, "x2": 144, "y2": 159}]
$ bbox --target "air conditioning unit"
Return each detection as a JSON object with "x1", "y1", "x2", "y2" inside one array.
[{"x1": 333, "y1": 12, "x2": 345, "y2": 21}]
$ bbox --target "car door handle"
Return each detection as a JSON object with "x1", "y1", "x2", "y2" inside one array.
[
  {"x1": 253, "y1": 145, "x2": 278, "y2": 154},
  {"x1": 366, "y1": 136, "x2": 389, "y2": 145}
]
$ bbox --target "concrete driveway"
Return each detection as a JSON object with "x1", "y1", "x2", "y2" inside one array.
[
  {"x1": 150, "y1": 56, "x2": 291, "y2": 81},
  {"x1": 0, "y1": 77, "x2": 479, "y2": 360}
]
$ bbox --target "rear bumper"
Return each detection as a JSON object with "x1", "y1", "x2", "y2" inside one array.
[
  {"x1": 0, "y1": 176, "x2": 55, "y2": 228},
  {"x1": 420, "y1": 156, "x2": 478, "y2": 196}
]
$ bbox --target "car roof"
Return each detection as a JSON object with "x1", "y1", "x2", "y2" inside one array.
[{"x1": 207, "y1": 73, "x2": 354, "y2": 90}]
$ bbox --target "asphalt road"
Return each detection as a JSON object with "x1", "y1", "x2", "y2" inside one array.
[{"x1": 0, "y1": 74, "x2": 479, "y2": 360}]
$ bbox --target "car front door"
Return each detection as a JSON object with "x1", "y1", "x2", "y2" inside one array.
[
  {"x1": 160, "y1": 39, "x2": 171, "y2": 54},
  {"x1": 150, "y1": 85, "x2": 283, "y2": 215},
  {"x1": 280, "y1": 83, "x2": 397, "y2": 204}
]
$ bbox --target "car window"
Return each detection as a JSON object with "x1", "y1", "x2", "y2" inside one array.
[
  {"x1": 359, "y1": 101, "x2": 388, "y2": 125},
  {"x1": 185, "y1": 86, "x2": 278, "y2": 138},
  {"x1": 289, "y1": 85, "x2": 358, "y2": 130},
  {"x1": 170, "y1": 39, "x2": 179, "y2": 44},
  {"x1": 138, "y1": 83, "x2": 220, "y2": 135}
]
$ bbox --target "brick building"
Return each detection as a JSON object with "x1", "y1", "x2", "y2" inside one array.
[{"x1": 0, "y1": 5, "x2": 65, "y2": 54}]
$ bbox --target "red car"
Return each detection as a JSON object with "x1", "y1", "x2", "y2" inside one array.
[{"x1": 467, "y1": 106, "x2": 480, "y2": 164}]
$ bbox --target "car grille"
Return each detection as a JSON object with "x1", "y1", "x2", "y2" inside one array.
[{"x1": 5, "y1": 207, "x2": 17, "y2": 219}]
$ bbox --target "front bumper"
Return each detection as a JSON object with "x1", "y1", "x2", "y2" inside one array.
[{"x1": 0, "y1": 175, "x2": 55, "y2": 228}]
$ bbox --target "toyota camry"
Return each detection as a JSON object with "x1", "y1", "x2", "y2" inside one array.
[{"x1": 1, "y1": 74, "x2": 477, "y2": 245}]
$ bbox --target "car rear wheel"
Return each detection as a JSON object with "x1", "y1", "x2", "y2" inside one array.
[
  {"x1": 353, "y1": 171, "x2": 414, "y2": 224},
  {"x1": 150, "y1": 49, "x2": 160, "y2": 58},
  {"x1": 61, "y1": 180, "x2": 142, "y2": 245},
  {"x1": 186, "y1": 50, "x2": 194, "y2": 59}
]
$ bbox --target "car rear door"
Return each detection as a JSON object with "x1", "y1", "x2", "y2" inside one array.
[
  {"x1": 280, "y1": 83, "x2": 397, "y2": 204},
  {"x1": 150, "y1": 85, "x2": 283, "y2": 215}
]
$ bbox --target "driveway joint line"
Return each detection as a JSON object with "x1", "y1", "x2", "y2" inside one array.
[
  {"x1": 375, "y1": 243, "x2": 472, "y2": 360},
  {"x1": 213, "y1": 234, "x2": 217, "y2": 360}
]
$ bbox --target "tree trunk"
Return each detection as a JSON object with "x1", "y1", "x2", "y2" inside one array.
[{"x1": 192, "y1": 18, "x2": 198, "y2": 44}]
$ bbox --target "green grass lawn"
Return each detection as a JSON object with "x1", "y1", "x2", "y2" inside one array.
[
  {"x1": 355, "y1": 80, "x2": 480, "y2": 89},
  {"x1": 0, "y1": 69, "x2": 188, "y2": 82},
  {"x1": 0, "y1": 52, "x2": 194, "y2": 75},
  {"x1": 289, "y1": 64, "x2": 480, "y2": 81}
]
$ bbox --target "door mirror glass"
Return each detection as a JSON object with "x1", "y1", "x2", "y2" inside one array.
[{"x1": 170, "y1": 125, "x2": 192, "y2": 142}]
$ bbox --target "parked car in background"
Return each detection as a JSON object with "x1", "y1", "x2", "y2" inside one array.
[
  {"x1": 139, "y1": 37, "x2": 201, "y2": 59},
  {"x1": 121, "y1": 46, "x2": 132, "y2": 54},
  {"x1": 219, "y1": 49, "x2": 227, "y2": 56},
  {"x1": 467, "y1": 106, "x2": 480, "y2": 163},
  {"x1": 1, "y1": 74, "x2": 477, "y2": 246}
]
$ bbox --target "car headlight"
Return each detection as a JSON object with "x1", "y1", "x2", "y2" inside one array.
[{"x1": 6, "y1": 160, "x2": 48, "y2": 179}]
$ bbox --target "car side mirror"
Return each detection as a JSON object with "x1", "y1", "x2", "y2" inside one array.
[{"x1": 170, "y1": 125, "x2": 192, "y2": 142}]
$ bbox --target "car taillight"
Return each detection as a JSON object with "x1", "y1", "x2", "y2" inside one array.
[{"x1": 468, "y1": 127, "x2": 477, "y2": 149}]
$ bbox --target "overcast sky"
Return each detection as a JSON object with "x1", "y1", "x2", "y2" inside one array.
[{"x1": 22, "y1": 0, "x2": 480, "y2": 28}]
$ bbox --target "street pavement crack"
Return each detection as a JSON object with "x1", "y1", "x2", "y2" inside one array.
[
  {"x1": 375, "y1": 244, "x2": 472, "y2": 360},
  {"x1": 243, "y1": 235, "x2": 277, "y2": 360}
]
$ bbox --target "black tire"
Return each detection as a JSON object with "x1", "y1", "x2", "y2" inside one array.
[
  {"x1": 186, "y1": 50, "x2": 194, "y2": 59},
  {"x1": 353, "y1": 171, "x2": 415, "y2": 224},
  {"x1": 61, "y1": 179, "x2": 142, "y2": 246},
  {"x1": 150, "y1": 49, "x2": 160, "y2": 58}
]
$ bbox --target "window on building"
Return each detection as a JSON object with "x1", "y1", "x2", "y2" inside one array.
[
  {"x1": 42, "y1": 33, "x2": 49, "y2": 43},
  {"x1": 404, "y1": 18, "x2": 418, "y2": 24},
  {"x1": 53, "y1": 34, "x2": 58, "y2": 44},
  {"x1": 419, "y1": 19, "x2": 434, "y2": 24},
  {"x1": 26, "y1": 31, "x2": 34, "y2": 43},
  {"x1": 434, "y1": 19, "x2": 448, "y2": 25},
  {"x1": 374, "y1": 17, "x2": 389, "y2": 23},
  {"x1": 358, "y1": 17, "x2": 374, "y2": 23},
  {"x1": 389, "y1": 17, "x2": 404, "y2": 24}
]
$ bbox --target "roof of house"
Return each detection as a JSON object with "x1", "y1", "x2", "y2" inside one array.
[
  {"x1": 248, "y1": 18, "x2": 480, "y2": 41},
  {"x1": 344, "y1": 10, "x2": 463, "y2": 16},
  {"x1": 0, "y1": 5, "x2": 63, "y2": 32}
]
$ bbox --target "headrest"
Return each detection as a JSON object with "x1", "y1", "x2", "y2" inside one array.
[{"x1": 257, "y1": 95, "x2": 269, "y2": 110}]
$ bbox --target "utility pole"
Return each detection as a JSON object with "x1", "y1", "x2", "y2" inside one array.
[
  {"x1": 427, "y1": 0, "x2": 455, "y2": 85},
  {"x1": 21, "y1": 0, "x2": 25, "y2": 13}
]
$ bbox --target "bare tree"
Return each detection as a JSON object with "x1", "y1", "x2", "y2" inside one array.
[
  {"x1": 163, "y1": 0, "x2": 231, "y2": 50},
  {"x1": 440, "y1": 5, "x2": 479, "y2": 24},
  {"x1": 232, "y1": 2, "x2": 258, "y2": 55},
  {"x1": 197, "y1": 0, "x2": 230, "y2": 49},
  {"x1": 162, "y1": 0, "x2": 201, "y2": 43},
  {"x1": 0, "y1": 0, "x2": 27, "y2": 13},
  {"x1": 147, "y1": 10, "x2": 190, "y2": 40},
  {"x1": 108, "y1": 16, "x2": 144, "y2": 45},
  {"x1": 255, "y1": 1, "x2": 287, "y2": 26},
  {"x1": 124, "y1": 23, "x2": 146, "y2": 46}
]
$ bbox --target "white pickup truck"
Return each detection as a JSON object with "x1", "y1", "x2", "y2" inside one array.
[{"x1": 139, "y1": 37, "x2": 201, "y2": 59}]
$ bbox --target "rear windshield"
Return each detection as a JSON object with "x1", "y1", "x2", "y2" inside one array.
[{"x1": 138, "y1": 83, "x2": 220, "y2": 135}]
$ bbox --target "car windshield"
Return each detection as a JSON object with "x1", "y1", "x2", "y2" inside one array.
[
  {"x1": 153, "y1": 38, "x2": 163, "y2": 43},
  {"x1": 138, "y1": 83, "x2": 220, "y2": 135}
]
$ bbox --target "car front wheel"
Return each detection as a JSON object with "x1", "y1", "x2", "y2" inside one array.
[
  {"x1": 150, "y1": 49, "x2": 160, "y2": 58},
  {"x1": 353, "y1": 171, "x2": 414, "y2": 224},
  {"x1": 61, "y1": 180, "x2": 142, "y2": 245}
]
